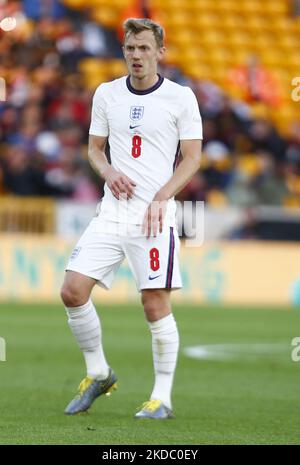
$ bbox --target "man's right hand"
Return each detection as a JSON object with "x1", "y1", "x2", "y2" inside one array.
[{"x1": 102, "y1": 165, "x2": 136, "y2": 200}]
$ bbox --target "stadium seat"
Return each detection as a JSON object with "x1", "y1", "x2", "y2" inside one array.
[
  {"x1": 78, "y1": 58, "x2": 106, "y2": 73},
  {"x1": 264, "y1": 1, "x2": 290, "y2": 16},
  {"x1": 206, "y1": 189, "x2": 228, "y2": 207},
  {"x1": 283, "y1": 196, "x2": 300, "y2": 208},
  {"x1": 261, "y1": 51, "x2": 285, "y2": 67},
  {"x1": 108, "y1": 60, "x2": 128, "y2": 79},
  {"x1": 91, "y1": 7, "x2": 120, "y2": 28},
  {"x1": 236, "y1": 154, "x2": 262, "y2": 177},
  {"x1": 224, "y1": 31, "x2": 252, "y2": 48},
  {"x1": 214, "y1": 0, "x2": 241, "y2": 14},
  {"x1": 61, "y1": 0, "x2": 85, "y2": 9}
]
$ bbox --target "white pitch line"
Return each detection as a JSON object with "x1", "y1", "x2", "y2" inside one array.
[{"x1": 183, "y1": 343, "x2": 290, "y2": 361}]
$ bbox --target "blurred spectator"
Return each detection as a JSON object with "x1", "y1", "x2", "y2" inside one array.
[
  {"x1": 118, "y1": 0, "x2": 153, "y2": 41},
  {"x1": 254, "y1": 151, "x2": 288, "y2": 205},
  {"x1": 292, "y1": 0, "x2": 300, "y2": 15},
  {"x1": 2, "y1": 145, "x2": 51, "y2": 196},
  {"x1": 36, "y1": 131, "x2": 62, "y2": 163},
  {"x1": 247, "y1": 119, "x2": 287, "y2": 162},
  {"x1": 46, "y1": 79, "x2": 89, "y2": 128},
  {"x1": 228, "y1": 55, "x2": 283, "y2": 107},
  {"x1": 0, "y1": 105, "x2": 19, "y2": 141},
  {"x1": 286, "y1": 122, "x2": 300, "y2": 174},
  {"x1": 225, "y1": 167, "x2": 259, "y2": 207},
  {"x1": 45, "y1": 148, "x2": 99, "y2": 200},
  {"x1": 177, "y1": 173, "x2": 207, "y2": 202},
  {"x1": 158, "y1": 63, "x2": 190, "y2": 86},
  {"x1": 202, "y1": 141, "x2": 232, "y2": 192},
  {"x1": 22, "y1": 0, "x2": 67, "y2": 20},
  {"x1": 192, "y1": 80, "x2": 225, "y2": 118}
]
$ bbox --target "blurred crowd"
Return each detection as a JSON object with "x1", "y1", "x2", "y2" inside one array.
[{"x1": 1, "y1": 0, "x2": 300, "y2": 207}]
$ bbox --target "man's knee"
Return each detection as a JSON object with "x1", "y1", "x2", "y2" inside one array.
[
  {"x1": 60, "y1": 272, "x2": 95, "y2": 307},
  {"x1": 141, "y1": 290, "x2": 171, "y2": 322},
  {"x1": 60, "y1": 282, "x2": 84, "y2": 307}
]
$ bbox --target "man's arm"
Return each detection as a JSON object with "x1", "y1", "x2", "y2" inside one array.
[
  {"x1": 155, "y1": 139, "x2": 202, "y2": 201},
  {"x1": 142, "y1": 139, "x2": 202, "y2": 237},
  {"x1": 88, "y1": 134, "x2": 136, "y2": 199}
]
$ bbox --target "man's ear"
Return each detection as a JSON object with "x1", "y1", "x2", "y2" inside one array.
[
  {"x1": 122, "y1": 45, "x2": 125, "y2": 57},
  {"x1": 157, "y1": 46, "x2": 166, "y2": 62}
]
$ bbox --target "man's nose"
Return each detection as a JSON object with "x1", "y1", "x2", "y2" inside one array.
[{"x1": 132, "y1": 48, "x2": 141, "y2": 59}]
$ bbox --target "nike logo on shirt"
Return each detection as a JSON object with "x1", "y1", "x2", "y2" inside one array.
[{"x1": 130, "y1": 124, "x2": 141, "y2": 129}]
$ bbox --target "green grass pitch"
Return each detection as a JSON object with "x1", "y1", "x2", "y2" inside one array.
[{"x1": 0, "y1": 302, "x2": 300, "y2": 445}]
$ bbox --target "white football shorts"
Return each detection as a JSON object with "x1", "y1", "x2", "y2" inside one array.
[{"x1": 66, "y1": 217, "x2": 182, "y2": 292}]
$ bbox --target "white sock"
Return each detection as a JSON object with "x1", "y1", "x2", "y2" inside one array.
[
  {"x1": 65, "y1": 299, "x2": 109, "y2": 379},
  {"x1": 148, "y1": 313, "x2": 179, "y2": 410}
]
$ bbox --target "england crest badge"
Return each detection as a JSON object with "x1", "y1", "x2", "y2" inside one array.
[{"x1": 130, "y1": 106, "x2": 144, "y2": 121}]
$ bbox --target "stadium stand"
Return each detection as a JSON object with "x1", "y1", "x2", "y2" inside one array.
[{"x1": 0, "y1": 0, "x2": 300, "y2": 235}]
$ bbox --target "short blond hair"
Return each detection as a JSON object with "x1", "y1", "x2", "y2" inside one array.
[{"x1": 123, "y1": 18, "x2": 165, "y2": 48}]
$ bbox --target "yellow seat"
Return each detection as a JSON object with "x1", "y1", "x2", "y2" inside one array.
[
  {"x1": 208, "y1": 67, "x2": 228, "y2": 86},
  {"x1": 182, "y1": 63, "x2": 212, "y2": 80},
  {"x1": 225, "y1": 31, "x2": 252, "y2": 48},
  {"x1": 193, "y1": 13, "x2": 220, "y2": 28},
  {"x1": 107, "y1": 60, "x2": 127, "y2": 79},
  {"x1": 167, "y1": 30, "x2": 193, "y2": 47},
  {"x1": 264, "y1": 1, "x2": 290, "y2": 16},
  {"x1": 78, "y1": 58, "x2": 108, "y2": 75},
  {"x1": 207, "y1": 189, "x2": 228, "y2": 207},
  {"x1": 87, "y1": 0, "x2": 112, "y2": 6},
  {"x1": 229, "y1": 49, "x2": 251, "y2": 65},
  {"x1": 154, "y1": 0, "x2": 186, "y2": 9},
  {"x1": 283, "y1": 197, "x2": 300, "y2": 208},
  {"x1": 236, "y1": 154, "x2": 262, "y2": 177},
  {"x1": 205, "y1": 49, "x2": 231, "y2": 66},
  {"x1": 189, "y1": 0, "x2": 218, "y2": 13},
  {"x1": 213, "y1": 0, "x2": 241, "y2": 14},
  {"x1": 91, "y1": 7, "x2": 120, "y2": 28},
  {"x1": 219, "y1": 15, "x2": 244, "y2": 30},
  {"x1": 261, "y1": 51, "x2": 285, "y2": 67},
  {"x1": 83, "y1": 74, "x2": 108, "y2": 90},
  {"x1": 276, "y1": 34, "x2": 299, "y2": 50},
  {"x1": 199, "y1": 30, "x2": 225, "y2": 46},
  {"x1": 164, "y1": 13, "x2": 190, "y2": 29},
  {"x1": 244, "y1": 16, "x2": 270, "y2": 33},
  {"x1": 238, "y1": 1, "x2": 265, "y2": 15},
  {"x1": 164, "y1": 46, "x2": 182, "y2": 66},
  {"x1": 61, "y1": 0, "x2": 85, "y2": 8},
  {"x1": 284, "y1": 53, "x2": 300, "y2": 71},
  {"x1": 286, "y1": 174, "x2": 300, "y2": 196},
  {"x1": 271, "y1": 17, "x2": 294, "y2": 32}
]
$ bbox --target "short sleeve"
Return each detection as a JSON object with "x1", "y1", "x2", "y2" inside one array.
[
  {"x1": 89, "y1": 85, "x2": 109, "y2": 137},
  {"x1": 177, "y1": 87, "x2": 203, "y2": 140}
]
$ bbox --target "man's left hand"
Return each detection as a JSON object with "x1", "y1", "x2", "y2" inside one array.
[{"x1": 142, "y1": 191, "x2": 168, "y2": 238}]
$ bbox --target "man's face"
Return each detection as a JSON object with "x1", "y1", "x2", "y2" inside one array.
[{"x1": 123, "y1": 30, "x2": 165, "y2": 80}]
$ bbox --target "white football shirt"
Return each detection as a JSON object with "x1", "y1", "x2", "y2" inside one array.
[{"x1": 89, "y1": 75, "x2": 203, "y2": 225}]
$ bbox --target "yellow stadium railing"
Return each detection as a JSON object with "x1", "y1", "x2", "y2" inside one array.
[{"x1": 0, "y1": 197, "x2": 55, "y2": 234}]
